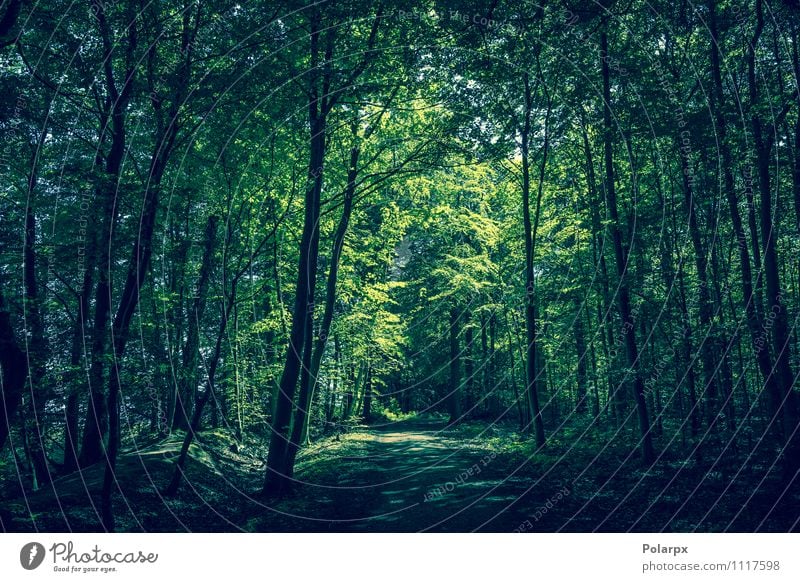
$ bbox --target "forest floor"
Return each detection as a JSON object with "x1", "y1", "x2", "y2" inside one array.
[{"x1": 2, "y1": 415, "x2": 798, "y2": 532}]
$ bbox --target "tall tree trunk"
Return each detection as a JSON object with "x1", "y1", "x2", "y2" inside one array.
[
  {"x1": 676, "y1": 262, "x2": 701, "y2": 438},
  {"x1": 101, "y1": 148, "x2": 173, "y2": 530},
  {"x1": 574, "y1": 306, "x2": 588, "y2": 413},
  {"x1": 580, "y1": 109, "x2": 622, "y2": 424},
  {"x1": 361, "y1": 365, "x2": 373, "y2": 423},
  {"x1": 78, "y1": 171, "x2": 115, "y2": 467},
  {"x1": 286, "y1": 144, "x2": 359, "y2": 471},
  {"x1": 263, "y1": 18, "x2": 327, "y2": 496},
  {"x1": 63, "y1": 190, "x2": 99, "y2": 474},
  {"x1": 678, "y1": 138, "x2": 719, "y2": 425},
  {"x1": 600, "y1": 30, "x2": 655, "y2": 463},
  {"x1": 100, "y1": 7, "x2": 196, "y2": 519},
  {"x1": 0, "y1": 281, "x2": 26, "y2": 451},
  {"x1": 586, "y1": 307, "x2": 601, "y2": 419},
  {"x1": 79, "y1": 4, "x2": 137, "y2": 467},
  {"x1": 520, "y1": 73, "x2": 545, "y2": 446},
  {"x1": 164, "y1": 286, "x2": 236, "y2": 496},
  {"x1": 504, "y1": 310, "x2": 526, "y2": 428},
  {"x1": 792, "y1": 24, "x2": 800, "y2": 236},
  {"x1": 488, "y1": 313, "x2": 497, "y2": 414},
  {"x1": 173, "y1": 215, "x2": 219, "y2": 431},
  {"x1": 448, "y1": 307, "x2": 462, "y2": 424},
  {"x1": 23, "y1": 137, "x2": 51, "y2": 488},
  {"x1": 747, "y1": 0, "x2": 800, "y2": 475},
  {"x1": 480, "y1": 313, "x2": 489, "y2": 413},
  {"x1": 464, "y1": 318, "x2": 475, "y2": 412},
  {"x1": 262, "y1": 7, "x2": 381, "y2": 494}
]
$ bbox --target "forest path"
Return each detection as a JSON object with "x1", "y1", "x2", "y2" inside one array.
[
  {"x1": 278, "y1": 417, "x2": 555, "y2": 532},
  {"x1": 5, "y1": 417, "x2": 794, "y2": 532},
  {"x1": 3, "y1": 417, "x2": 575, "y2": 532}
]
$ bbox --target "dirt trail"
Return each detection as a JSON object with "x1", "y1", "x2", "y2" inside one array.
[
  {"x1": 282, "y1": 418, "x2": 547, "y2": 532},
  {"x1": 5, "y1": 418, "x2": 795, "y2": 532}
]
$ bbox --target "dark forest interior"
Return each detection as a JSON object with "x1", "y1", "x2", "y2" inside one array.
[{"x1": 1, "y1": 0, "x2": 800, "y2": 532}]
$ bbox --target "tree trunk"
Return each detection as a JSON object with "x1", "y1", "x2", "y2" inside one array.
[
  {"x1": 747, "y1": 0, "x2": 800, "y2": 474},
  {"x1": 678, "y1": 137, "x2": 719, "y2": 425},
  {"x1": 361, "y1": 365, "x2": 373, "y2": 423},
  {"x1": 63, "y1": 234, "x2": 95, "y2": 474},
  {"x1": 600, "y1": 30, "x2": 655, "y2": 463},
  {"x1": 101, "y1": 149, "x2": 173, "y2": 530},
  {"x1": 464, "y1": 318, "x2": 475, "y2": 413},
  {"x1": 0, "y1": 282, "x2": 26, "y2": 451},
  {"x1": 574, "y1": 307, "x2": 588, "y2": 413},
  {"x1": 708, "y1": 0, "x2": 773, "y2": 391},
  {"x1": 79, "y1": 5, "x2": 137, "y2": 467},
  {"x1": 448, "y1": 307, "x2": 462, "y2": 424},
  {"x1": 263, "y1": 65, "x2": 327, "y2": 498},
  {"x1": 520, "y1": 73, "x2": 545, "y2": 446},
  {"x1": 286, "y1": 144, "x2": 359, "y2": 471},
  {"x1": 580, "y1": 109, "x2": 621, "y2": 424},
  {"x1": 164, "y1": 287, "x2": 236, "y2": 497},
  {"x1": 22, "y1": 142, "x2": 51, "y2": 488},
  {"x1": 173, "y1": 215, "x2": 219, "y2": 431}
]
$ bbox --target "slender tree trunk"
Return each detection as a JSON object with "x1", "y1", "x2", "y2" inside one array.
[
  {"x1": 464, "y1": 318, "x2": 475, "y2": 412},
  {"x1": 101, "y1": 148, "x2": 174, "y2": 530},
  {"x1": 79, "y1": 5, "x2": 137, "y2": 467},
  {"x1": 586, "y1": 308, "x2": 601, "y2": 419},
  {"x1": 600, "y1": 30, "x2": 655, "y2": 463},
  {"x1": 520, "y1": 73, "x2": 545, "y2": 446},
  {"x1": 262, "y1": 5, "x2": 381, "y2": 495},
  {"x1": 287, "y1": 144, "x2": 359, "y2": 470},
  {"x1": 173, "y1": 215, "x2": 219, "y2": 431},
  {"x1": 480, "y1": 313, "x2": 489, "y2": 413},
  {"x1": 263, "y1": 114, "x2": 325, "y2": 494},
  {"x1": 792, "y1": 25, "x2": 800, "y2": 236},
  {"x1": 678, "y1": 138, "x2": 719, "y2": 425},
  {"x1": 677, "y1": 263, "x2": 701, "y2": 437},
  {"x1": 361, "y1": 365, "x2": 373, "y2": 423},
  {"x1": 329, "y1": 334, "x2": 341, "y2": 422},
  {"x1": 79, "y1": 172, "x2": 115, "y2": 467},
  {"x1": 580, "y1": 110, "x2": 621, "y2": 424},
  {"x1": 100, "y1": 11, "x2": 195, "y2": 518},
  {"x1": 488, "y1": 313, "x2": 497, "y2": 414},
  {"x1": 23, "y1": 139, "x2": 51, "y2": 488},
  {"x1": 63, "y1": 212, "x2": 97, "y2": 474},
  {"x1": 504, "y1": 311, "x2": 525, "y2": 428},
  {"x1": 0, "y1": 281, "x2": 26, "y2": 451},
  {"x1": 164, "y1": 288, "x2": 236, "y2": 496},
  {"x1": 747, "y1": 0, "x2": 800, "y2": 474},
  {"x1": 574, "y1": 307, "x2": 588, "y2": 413},
  {"x1": 448, "y1": 307, "x2": 462, "y2": 424}
]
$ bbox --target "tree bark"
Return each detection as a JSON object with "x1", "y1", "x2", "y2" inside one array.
[
  {"x1": 574, "y1": 308, "x2": 588, "y2": 413},
  {"x1": 22, "y1": 136, "x2": 51, "y2": 488},
  {"x1": 520, "y1": 73, "x2": 545, "y2": 445},
  {"x1": 286, "y1": 144, "x2": 359, "y2": 471},
  {"x1": 172, "y1": 215, "x2": 219, "y2": 431},
  {"x1": 600, "y1": 30, "x2": 655, "y2": 463},
  {"x1": 448, "y1": 307, "x2": 462, "y2": 424},
  {"x1": 0, "y1": 281, "x2": 26, "y2": 451},
  {"x1": 747, "y1": 0, "x2": 800, "y2": 475},
  {"x1": 361, "y1": 365, "x2": 373, "y2": 423},
  {"x1": 262, "y1": 12, "x2": 327, "y2": 495},
  {"x1": 164, "y1": 285, "x2": 236, "y2": 497},
  {"x1": 79, "y1": 3, "x2": 137, "y2": 467}
]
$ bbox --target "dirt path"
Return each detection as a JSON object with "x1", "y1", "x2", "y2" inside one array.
[
  {"x1": 275, "y1": 418, "x2": 557, "y2": 532},
  {"x1": 5, "y1": 417, "x2": 797, "y2": 532}
]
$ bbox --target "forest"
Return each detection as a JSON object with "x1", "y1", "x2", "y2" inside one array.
[{"x1": 1, "y1": 0, "x2": 799, "y2": 533}]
